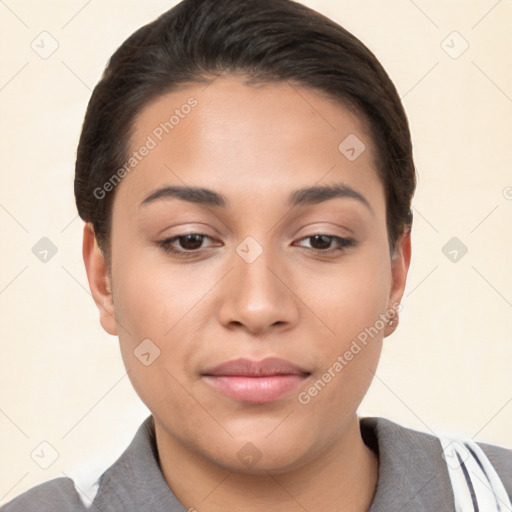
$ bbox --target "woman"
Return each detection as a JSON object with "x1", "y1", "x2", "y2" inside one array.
[{"x1": 3, "y1": 0, "x2": 510, "y2": 510}]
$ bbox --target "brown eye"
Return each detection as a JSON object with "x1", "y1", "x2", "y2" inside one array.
[
  {"x1": 158, "y1": 232, "x2": 214, "y2": 255},
  {"x1": 309, "y1": 235, "x2": 333, "y2": 250},
  {"x1": 176, "y1": 234, "x2": 205, "y2": 250},
  {"x1": 295, "y1": 234, "x2": 354, "y2": 253}
]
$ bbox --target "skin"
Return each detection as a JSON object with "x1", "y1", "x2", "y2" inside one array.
[{"x1": 83, "y1": 75, "x2": 411, "y2": 512}]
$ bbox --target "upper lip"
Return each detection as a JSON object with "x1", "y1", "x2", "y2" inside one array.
[{"x1": 202, "y1": 357, "x2": 310, "y2": 377}]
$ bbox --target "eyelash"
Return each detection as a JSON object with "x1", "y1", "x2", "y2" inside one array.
[{"x1": 157, "y1": 232, "x2": 355, "y2": 258}]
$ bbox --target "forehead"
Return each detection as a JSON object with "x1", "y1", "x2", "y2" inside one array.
[{"x1": 114, "y1": 75, "x2": 385, "y2": 217}]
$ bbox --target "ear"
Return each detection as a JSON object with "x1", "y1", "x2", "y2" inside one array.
[
  {"x1": 82, "y1": 222, "x2": 118, "y2": 336},
  {"x1": 384, "y1": 228, "x2": 412, "y2": 337}
]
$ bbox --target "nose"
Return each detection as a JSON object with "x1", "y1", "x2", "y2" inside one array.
[{"x1": 216, "y1": 241, "x2": 299, "y2": 336}]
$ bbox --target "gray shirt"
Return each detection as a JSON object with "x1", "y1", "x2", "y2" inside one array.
[{"x1": 2, "y1": 415, "x2": 511, "y2": 511}]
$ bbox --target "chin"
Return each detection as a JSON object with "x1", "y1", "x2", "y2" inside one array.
[
  {"x1": 199, "y1": 431, "x2": 319, "y2": 475},
  {"x1": 218, "y1": 449, "x2": 312, "y2": 476}
]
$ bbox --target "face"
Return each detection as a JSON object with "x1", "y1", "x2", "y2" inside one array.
[{"x1": 84, "y1": 75, "x2": 410, "y2": 474}]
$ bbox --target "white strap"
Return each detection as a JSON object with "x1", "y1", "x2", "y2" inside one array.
[
  {"x1": 439, "y1": 436, "x2": 512, "y2": 512},
  {"x1": 68, "y1": 463, "x2": 103, "y2": 508}
]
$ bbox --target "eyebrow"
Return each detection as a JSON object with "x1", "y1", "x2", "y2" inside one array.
[{"x1": 140, "y1": 182, "x2": 373, "y2": 214}]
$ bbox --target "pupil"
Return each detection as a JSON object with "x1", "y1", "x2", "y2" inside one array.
[
  {"x1": 311, "y1": 235, "x2": 330, "y2": 249},
  {"x1": 181, "y1": 234, "x2": 203, "y2": 250}
]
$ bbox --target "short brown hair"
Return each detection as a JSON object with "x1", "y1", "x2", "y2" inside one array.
[{"x1": 74, "y1": 0, "x2": 416, "y2": 266}]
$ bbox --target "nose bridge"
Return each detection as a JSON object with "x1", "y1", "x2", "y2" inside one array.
[
  {"x1": 237, "y1": 236, "x2": 280, "y2": 300},
  {"x1": 217, "y1": 234, "x2": 298, "y2": 333}
]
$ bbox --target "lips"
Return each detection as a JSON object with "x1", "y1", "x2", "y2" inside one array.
[{"x1": 201, "y1": 357, "x2": 311, "y2": 403}]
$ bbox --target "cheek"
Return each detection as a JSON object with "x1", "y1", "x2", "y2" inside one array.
[
  {"x1": 112, "y1": 248, "x2": 207, "y2": 338},
  {"x1": 300, "y1": 244, "x2": 391, "y2": 345},
  {"x1": 298, "y1": 278, "x2": 386, "y2": 422},
  {"x1": 299, "y1": 245, "x2": 390, "y2": 399},
  {"x1": 110, "y1": 255, "x2": 198, "y2": 400}
]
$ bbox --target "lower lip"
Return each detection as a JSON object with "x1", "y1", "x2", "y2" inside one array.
[{"x1": 202, "y1": 374, "x2": 308, "y2": 403}]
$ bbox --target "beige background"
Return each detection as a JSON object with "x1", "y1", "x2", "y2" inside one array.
[{"x1": 1, "y1": 0, "x2": 511, "y2": 505}]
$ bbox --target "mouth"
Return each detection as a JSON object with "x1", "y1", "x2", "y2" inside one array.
[{"x1": 201, "y1": 357, "x2": 311, "y2": 403}]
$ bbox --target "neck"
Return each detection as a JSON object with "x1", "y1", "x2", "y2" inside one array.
[{"x1": 155, "y1": 415, "x2": 379, "y2": 512}]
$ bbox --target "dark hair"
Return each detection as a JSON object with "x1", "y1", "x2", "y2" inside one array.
[{"x1": 75, "y1": 0, "x2": 416, "y2": 268}]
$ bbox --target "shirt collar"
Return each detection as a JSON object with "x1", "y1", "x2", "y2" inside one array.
[
  {"x1": 361, "y1": 416, "x2": 454, "y2": 511},
  {"x1": 93, "y1": 415, "x2": 185, "y2": 511},
  {"x1": 94, "y1": 414, "x2": 454, "y2": 511}
]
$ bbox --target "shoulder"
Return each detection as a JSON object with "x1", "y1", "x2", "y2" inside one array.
[
  {"x1": 361, "y1": 416, "x2": 512, "y2": 498},
  {"x1": 1, "y1": 415, "x2": 179, "y2": 512},
  {"x1": 0, "y1": 477, "x2": 88, "y2": 512}
]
